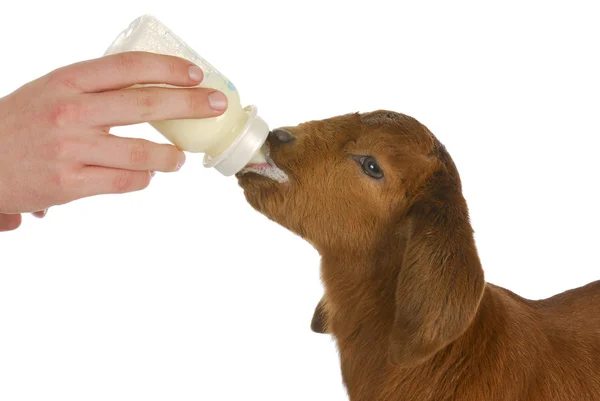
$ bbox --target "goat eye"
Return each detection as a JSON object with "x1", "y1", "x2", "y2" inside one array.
[{"x1": 360, "y1": 156, "x2": 384, "y2": 179}]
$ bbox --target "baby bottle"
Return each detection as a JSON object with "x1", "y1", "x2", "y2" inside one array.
[{"x1": 104, "y1": 15, "x2": 268, "y2": 176}]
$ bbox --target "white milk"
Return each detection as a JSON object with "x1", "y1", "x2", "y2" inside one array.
[{"x1": 104, "y1": 15, "x2": 268, "y2": 176}]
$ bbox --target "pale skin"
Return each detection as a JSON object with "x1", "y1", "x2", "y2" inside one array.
[{"x1": 0, "y1": 51, "x2": 228, "y2": 232}]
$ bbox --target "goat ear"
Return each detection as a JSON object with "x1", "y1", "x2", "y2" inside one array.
[
  {"x1": 310, "y1": 297, "x2": 329, "y2": 334},
  {"x1": 389, "y1": 172, "x2": 486, "y2": 367}
]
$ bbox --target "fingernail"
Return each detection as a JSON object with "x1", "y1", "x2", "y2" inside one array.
[
  {"x1": 208, "y1": 91, "x2": 228, "y2": 111},
  {"x1": 176, "y1": 152, "x2": 186, "y2": 171},
  {"x1": 188, "y1": 65, "x2": 204, "y2": 82},
  {"x1": 33, "y1": 209, "x2": 48, "y2": 218}
]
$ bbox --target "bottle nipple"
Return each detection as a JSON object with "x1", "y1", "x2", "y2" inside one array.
[{"x1": 247, "y1": 148, "x2": 268, "y2": 165}]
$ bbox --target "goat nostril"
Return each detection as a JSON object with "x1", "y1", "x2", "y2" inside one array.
[{"x1": 270, "y1": 128, "x2": 295, "y2": 144}]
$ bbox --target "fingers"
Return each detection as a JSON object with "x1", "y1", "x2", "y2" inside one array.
[
  {"x1": 80, "y1": 136, "x2": 185, "y2": 172},
  {"x1": 70, "y1": 167, "x2": 154, "y2": 199},
  {"x1": 47, "y1": 52, "x2": 205, "y2": 93},
  {"x1": 83, "y1": 86, "x2": 227, "y2": 127},
  {"x1": 0, "y1": 213, "x2": 22, "y2": 232}
]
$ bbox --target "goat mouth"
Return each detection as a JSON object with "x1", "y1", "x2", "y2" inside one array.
[{"x1": 238, "y1": 144, "x2": 289, "y2": 183}]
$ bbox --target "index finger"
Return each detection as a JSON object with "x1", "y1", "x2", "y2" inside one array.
[{"x1": 47, "y1": 52, "x2": 204, "y2": 93}]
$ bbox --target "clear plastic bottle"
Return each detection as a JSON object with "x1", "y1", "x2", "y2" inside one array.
[{"x1": 104, "y1": 15, "x2": 268, "y2": 176}]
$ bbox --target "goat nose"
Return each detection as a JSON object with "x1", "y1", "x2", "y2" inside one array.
[{"x1": 269, "y1": 128, "x2": 295, "y2": 144}]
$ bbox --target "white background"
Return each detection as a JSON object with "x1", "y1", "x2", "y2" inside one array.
[{"x1": 1, "y1": 1, "x2": 599, "y2": 400}]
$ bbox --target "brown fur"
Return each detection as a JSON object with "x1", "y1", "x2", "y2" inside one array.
[{"x1": 237, "y1": 111, "x2": 600, "y2": 401}]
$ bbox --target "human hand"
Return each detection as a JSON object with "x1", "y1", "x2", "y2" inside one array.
[{"x1": 0, "y1": 51, "x2": 227, "y2": 231}]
